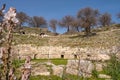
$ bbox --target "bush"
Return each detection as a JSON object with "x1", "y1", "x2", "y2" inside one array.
[
  {"x1": 104, "y1": 54, "x2": 120, "y2": 80},
  {"x1": 92, "y1": 69, "x2": 99, "y2": 78}
]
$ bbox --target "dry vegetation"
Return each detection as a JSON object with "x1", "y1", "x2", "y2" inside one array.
[{"x1": 13, "y1": 25, "x2": 120, "y2": 48}]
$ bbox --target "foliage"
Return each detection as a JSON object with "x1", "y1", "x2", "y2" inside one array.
[
  {"x1": 12, "y1": 59, "x2": 24, "y2": 68},
  {"x1": 92, "y1": 68, "x2": 99, "y2": 79},
  {"x1": 104, "y1": 54, "x2": 120, "y2": 80}
]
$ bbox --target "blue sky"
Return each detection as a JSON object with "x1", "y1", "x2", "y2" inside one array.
[{"x1": 0, "y1": 0, "x2": 120, "y2": 33}]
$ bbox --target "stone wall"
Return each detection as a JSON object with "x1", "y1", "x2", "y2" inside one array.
[{"x1": 12, "y1": 44, "x2": 119, "y2": 60}]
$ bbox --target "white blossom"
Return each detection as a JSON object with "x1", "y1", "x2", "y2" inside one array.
[
  {"x1": 24, "y1": 56, "x2": 31, "y2": 69},
  {"x1": 0, "y1": 48, "x2": 3, "y2": 64},
  {"x1": 4, "y1": 7, "x2": 19, "y2": 24},
  {"x1": 0, "y1": 59, "x2": 3, "y2": 64},
  {"x1": 0, "y1": 48, "x2": 3, "y2": 58}
]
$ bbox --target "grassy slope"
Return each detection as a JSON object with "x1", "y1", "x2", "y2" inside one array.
[{"x1": 13, "y1": 25, "x2": 120, "y2": 48}]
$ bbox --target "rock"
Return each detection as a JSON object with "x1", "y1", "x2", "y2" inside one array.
[
  {"x1": 36, "y1": 72, "x2": 50, "y2": 76},
  {"x1": 44, "y1": 62, "x2": 55, "y2": 66},
  {"x1": 86, "y1": 53, "x2": 110, "y2": 61},
  {"x1": 52, "y1": 65, "x2": 64, "y2": 77},
  {"x1": 66, "y1": 60, "x2": 78, "y2": 76},
  {"x1": 97, "y1": 54, "x2": 110, "y2": 61},
  {"x1": 66, "y1": 67, "x2": 78, "y2": 75},
  {"x1": 32, "y1": 63, "x2": 50, "y2": 76},
  {"x1": 66, "y1": 60, "x2": 94, "y2": 77},
  {"x1": 79, "y1": 60, "x2": 94, "y2": 77},
  {"x1": 14, "y1": 44, "x2": 114, "y2": 60},
  {"x1": 95, "y1": 63, "x2": 103, "y2": 71},
  {"x1": 98, "y1": 74, "x2": 111, "y2": 79}
]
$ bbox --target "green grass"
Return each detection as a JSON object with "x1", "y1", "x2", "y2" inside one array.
[
  {"x1": 32, "y1": 59, "x2": 68, "y2": 65},
  {"x1": 50, "y1": 59, "x2": 67, "y2": 65},
  {"x1": 103, "y1": 54, "x2": 120, "y2": 80},
  {"x1": 30, "y1": 74, "x2": 106, "y2": 80},
  {"x1": 30, "y1": 75, "x2": 61, "y2": 80},
  {"x1": 12, "y1": 59, "x2": 25, "y2": 68},
  {"x1": 32, "y1": 59, "x2": 48, "y2": 62}
]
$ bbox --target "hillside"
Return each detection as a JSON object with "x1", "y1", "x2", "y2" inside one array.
[
  {"x1": 11, "y1": 25, "x2": 120, "y2": 80},
  {"x1": 13, "y1": 25, "x2": 120, "y2": 48}
]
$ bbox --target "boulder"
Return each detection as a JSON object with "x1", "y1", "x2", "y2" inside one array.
[
  {"x1": 52, "y1": 65, "x2": 64, "y2": 77},
  {"x1": 32, "y1": 63, "x2": 50, "y2": 76},
  {"x1": 98, "y1": 74, "x2": 111, "y2": 79},
  {"x1": 66, "y1": 60, "x2": 94, "y2": 77},
  {"x1": 95, "y1": 63, "x2": 103, "y2": 71}
]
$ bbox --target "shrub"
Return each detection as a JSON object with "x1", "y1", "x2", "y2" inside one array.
[{"x1": 104, "y1": 54, "x2": 120, "y2": 80}]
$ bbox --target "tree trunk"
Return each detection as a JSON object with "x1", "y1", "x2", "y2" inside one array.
[
  {"x1": 85, "y1": 26, "x2": 91, "y2": 35},
  {"x1": 67, "y1": 26, "x2": 70, "y2": 32},
  {"x1": 76, "y1": 26, "x2": 79, "y2": 32}
]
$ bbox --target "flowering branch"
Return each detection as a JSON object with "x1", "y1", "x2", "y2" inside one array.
[
  {"x1": 0, "y1": 6, "x2": 19, "y2": 80},
  {"x1": 21, "y1": 56, "x2": 31, "y2": 80},
  {"x1": 0, "y1": 4, "x2": 31, "y2": 80}
]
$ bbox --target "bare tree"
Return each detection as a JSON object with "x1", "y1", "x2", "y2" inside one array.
[
  {"x1": 16, "y1": 12, "x2": 29, "y2": 27},
  {"x1": 0, "y1": 4, "x2": 6, "y2": 23},
  {"x1": 117, "y1": 13, "x2": 120, "y2": 20},
  {"x1": 28, "y1": 17, "x2": 35, "y2": 27},
  {"x1": 77, "y1": 7, "x2": 99, "y2": 35},
  {"x1": 99, "y1": 12, "x2": 111, "y2": 27},
  {"x1": 70, "y1": 18, "x2": 81, "y2": 32},
  {"x1": 0, "y1": 4, "x2": 5, "y2": 16},
  {"x1": 59, "y1": 15, "x2": 74, "y2": 32},
  {"x1": 49, "y1": 19, "x2": 57, "y2": 33},
  {"x1": 28, "y1": 16, "x2": 47, "y2": 27}
]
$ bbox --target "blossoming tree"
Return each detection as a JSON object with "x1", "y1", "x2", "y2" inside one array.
[{"x1": 0, "y1": 4, "x2": 31, "y2": 80}]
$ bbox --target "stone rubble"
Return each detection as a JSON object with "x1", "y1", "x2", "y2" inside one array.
[{"x1": 2, "y1": 44, "x2": 119, "y2": 78}]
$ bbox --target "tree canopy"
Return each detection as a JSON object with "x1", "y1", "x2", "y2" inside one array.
[{"x1": 77, "y1": 7, "x2": 99, "y2": 35}]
